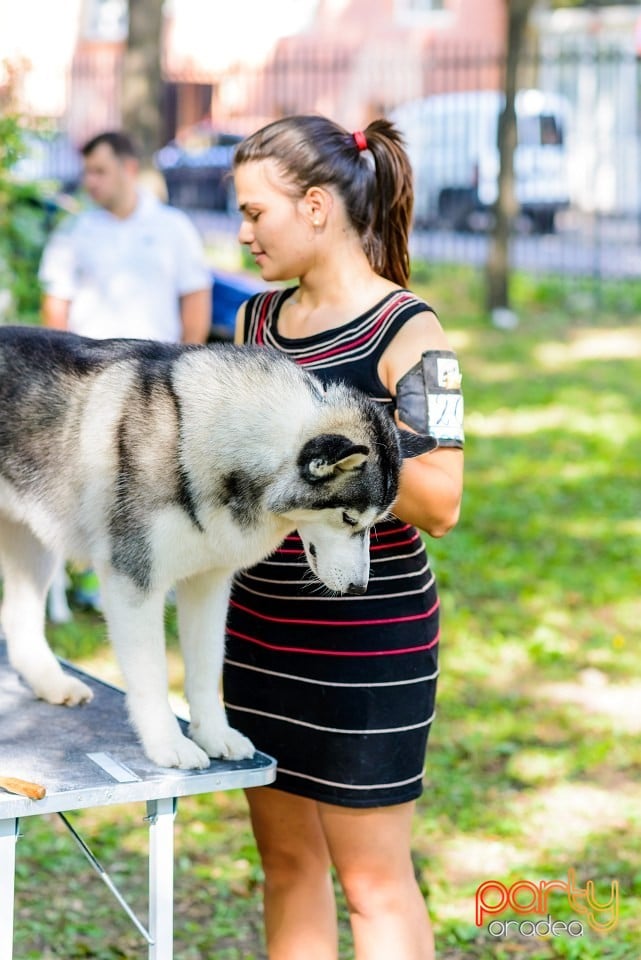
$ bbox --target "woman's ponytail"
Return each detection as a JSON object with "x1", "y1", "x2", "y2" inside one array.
[{"x1": 361, "y1": 119, "x2": 414, "y2": 287}]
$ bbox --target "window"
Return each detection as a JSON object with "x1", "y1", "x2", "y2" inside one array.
[
  {"x1": 395, "y1": 0, "x2": 447, "y2": 26},
  {"x1": 517, "y1": 114, "x2": 564, "y2": 147},
  {"x1": 396, "y1": 0, "x2": 445, "y2": 17},
  {"x1": 402, "y1": 0, "x2": 444, "y2": 11},
  {"x1": 80, "y1": 0, "x2": 128, "y2": 42},
  {"x1": 540, "y1": 114, "x2": 563, "y2": 146}
]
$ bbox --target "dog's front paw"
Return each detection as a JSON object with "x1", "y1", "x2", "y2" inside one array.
[
  {"x1": 144, "y1": 732, "x2": 211, "y2": 770},
  {"x1": 190, "y1": 722, "x2": 255, "y2": 761},
  {"x1": 34, "y1": 673, "x2": 94, "y2": 707}
]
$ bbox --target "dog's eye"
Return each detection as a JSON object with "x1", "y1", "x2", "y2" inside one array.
[{"x1": 342, "y1": 512, "x2": 357, "y2": 527}]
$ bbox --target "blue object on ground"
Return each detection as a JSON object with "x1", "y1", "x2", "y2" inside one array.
[{"x1": 210, "y1": 269, "x2": 266, "y2": 341}]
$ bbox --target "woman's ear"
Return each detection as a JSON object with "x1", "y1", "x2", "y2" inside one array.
[{"x1": 303, "y1": 186, "x2": 332, "y2": 227}]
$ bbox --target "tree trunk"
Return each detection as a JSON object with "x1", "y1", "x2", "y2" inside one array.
[
  {"x1": 485, "y1": 0, "x2": 537, "y2": 314},
  {"x1": 121, "y1": 0, "x2": 166, "y2": 166}
]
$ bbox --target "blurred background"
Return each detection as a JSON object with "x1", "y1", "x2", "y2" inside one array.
[{"x1": 3, "y1": 0, "x2": 641, "y2": 330}]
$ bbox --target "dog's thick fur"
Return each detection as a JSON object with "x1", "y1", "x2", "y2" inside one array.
[{"x1": 0, "y1": 327, "x2": 433, "y2": 768}]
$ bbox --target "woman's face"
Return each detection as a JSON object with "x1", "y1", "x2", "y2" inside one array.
[{"x1": 234, "y1": 160, "x2": 317, "y2": 282}]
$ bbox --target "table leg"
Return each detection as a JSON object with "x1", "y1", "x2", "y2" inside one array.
[
  {"x1": 146, "y1": 798, "x2": 177, "y2": 960},
  {"x1": 0, "y1": 818, "x2": 18, "y2": 960}
]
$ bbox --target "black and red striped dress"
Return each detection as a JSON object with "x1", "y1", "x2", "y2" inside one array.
[{"x1": 223, "y1": 287, "x2": 440, "y2": 807}]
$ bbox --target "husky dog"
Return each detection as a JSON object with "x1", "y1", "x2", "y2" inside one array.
[{"x1": 0, "y1": 327, "x2": 434, "y2": 769}]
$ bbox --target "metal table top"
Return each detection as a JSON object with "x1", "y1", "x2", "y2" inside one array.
[{"x1": 0, "y1": 640, "x2": 276, "y2": 819}]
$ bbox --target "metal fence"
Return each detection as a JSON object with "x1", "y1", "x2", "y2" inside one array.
[
  {"x1": 23, "y1": 41, "x2": 641, "y2": 296},
  {"x1": 208, "y1": 43, "x2": 641, "y2": 292}
]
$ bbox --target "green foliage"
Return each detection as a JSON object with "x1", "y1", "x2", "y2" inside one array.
[
  {"x1": 0, "y1": 111, "x2": 27, "y2": 171},
  {"x1": 11, "y1": 263, "x2": 641, "y2": 958},
  {"x1": 0, "y1": 112, "x2": 63, "y2": 323},
  {"x1": 0, "y1": 180, "x2": 59, "y2": 322}
]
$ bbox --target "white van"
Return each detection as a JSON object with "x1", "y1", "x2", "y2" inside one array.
[{"x1": 390, "y1": 88, "x2": 571, "y2": 232}]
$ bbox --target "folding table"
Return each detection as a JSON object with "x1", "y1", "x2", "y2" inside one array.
[{"x1": 0, "y1": 639, "x2": 275, "y2": 959}]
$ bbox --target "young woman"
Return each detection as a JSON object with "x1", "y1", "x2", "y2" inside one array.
[{"x1": 223, "y1": 115, "x2": 464, "y2": 960}]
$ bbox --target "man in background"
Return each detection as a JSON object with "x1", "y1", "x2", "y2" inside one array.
[{"x1": 39, "y1": 130, "x2": 211, "y2": 344}]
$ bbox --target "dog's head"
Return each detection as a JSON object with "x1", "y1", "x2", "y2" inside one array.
[{"x1": 268, "y1": 384, "x2": 436, "y2": 594}]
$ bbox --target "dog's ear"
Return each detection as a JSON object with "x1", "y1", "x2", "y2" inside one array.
[
  {"x1": 299, "y1": 434, "x2": 370, "y2": 481},
  {"x1": 397, "y1": 428, "x2": 438, "y2": 459}
]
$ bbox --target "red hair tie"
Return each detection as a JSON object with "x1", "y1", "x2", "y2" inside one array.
[{"x1": 353, "y1": 130, "x2": 368, "y2": 152}]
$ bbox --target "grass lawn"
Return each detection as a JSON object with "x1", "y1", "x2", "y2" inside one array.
[{"x1": 7, "y1": 264, "x2": 641, "y2": 959}]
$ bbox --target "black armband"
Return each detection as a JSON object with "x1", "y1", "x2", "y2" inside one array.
[{"x1": 396, "y1": 350, "x2": 464, "y2": 448}]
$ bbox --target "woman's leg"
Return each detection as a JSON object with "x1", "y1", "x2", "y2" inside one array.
[
  {"x1": 319, "y1": 800, "x2": 434, "y2": 960},
  {"x1": 246, "y1": 786, "x2": 338, "y2": 960}
]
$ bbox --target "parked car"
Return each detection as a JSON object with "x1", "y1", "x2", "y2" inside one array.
[
  {"x1": 154, "y1": 125, "x2": 243, "y2": 211},
  {"x1": 390, "y1": 88, "x2": 571, "y2": 233}
]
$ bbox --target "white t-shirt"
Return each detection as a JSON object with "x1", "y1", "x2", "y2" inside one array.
[{"x1": 38, "y1": 191, "x2": 210, "y2": 343}]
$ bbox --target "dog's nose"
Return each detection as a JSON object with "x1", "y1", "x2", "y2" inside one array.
[{"x1": 346, "y1": 582, "x2": 367, "y2": 596}]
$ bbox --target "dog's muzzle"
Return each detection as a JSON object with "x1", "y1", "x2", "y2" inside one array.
[{"x1": 346, "y1": 582, "x2": 368, "y2": 596}]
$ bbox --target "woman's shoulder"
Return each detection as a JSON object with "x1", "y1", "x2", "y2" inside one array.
[
  {"x1": 368, "y1": 288, "x2": 437, "y2": 342},
  {"x1": 391, "y1": 287, "x2": 436, "y2": 316},
  {"x1": 240, "y1": 286, "x2": 296, "y2": 343},
  {"x1": 247, "y1": 285, "x2": 296, "y2": 315}
]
